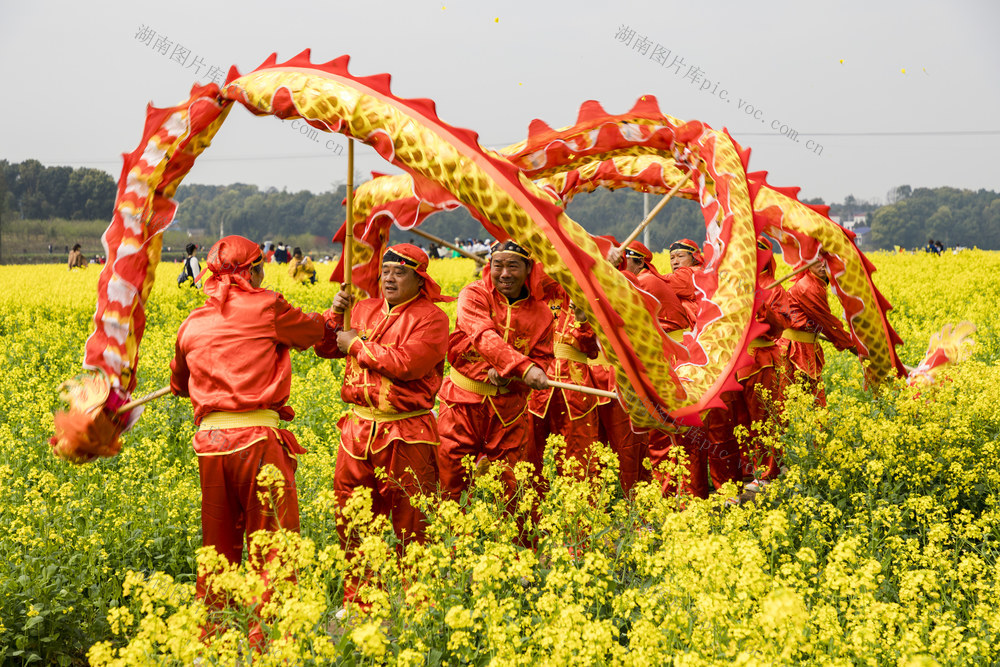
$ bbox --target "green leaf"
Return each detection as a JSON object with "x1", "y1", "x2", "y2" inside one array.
[{"x1": 23, "y1": 615, "x2": 44, "y2": 630}]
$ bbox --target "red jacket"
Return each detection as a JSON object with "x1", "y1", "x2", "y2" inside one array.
[
  {"x1": 660, "y1": 266, "x2": 698, "y2": 327},
  {"x1": 317, "y1": 294, "x2": 450, "y2": 457},
  {"x1": 318, "y1": 294, "x2": 449, "y2": 413},
  {"x1": 529, "y1": 292, "x2": 603, "y2": 420},
  {"x1": 738, "y1": 281, "x2": 793, "y2": 381},
  {"x1": 635, "y1": 269, "x2": 690, "y2": 333},
  {"x1": 439, "y1": 279, "x2": 554, "y2": 423},
  {"x1": 781, "y1": 271, "x2": 854, "y2": 379},
  {"x1": 170, "y1": 287, "x2": 334, "y2": 454}
]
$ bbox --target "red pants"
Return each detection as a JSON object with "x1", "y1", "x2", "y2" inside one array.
[
  {"x1": 334, "y1": 434, "x2": 437, "y2": 605},
  {"x1": 197, "y1": 436, "x2": 300, "y2": 604},
  {"x1": 530, "y1": 392, "x2": 600, "y2": 479},
  {"x1": 597, "y1": 401, "x2": 649, "y2": 497},
  {"x1": 684, "y1": 391, "x2": 745, "y2": 496},
  {"x1": 741, "y1": 366, "x2": 785, "y2": 480},
  {"x1": 436, "y1": 401, "x2": 531, "y2": 502}
]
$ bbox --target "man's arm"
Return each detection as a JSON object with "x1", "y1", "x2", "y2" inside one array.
[
  {"x1": 169, "y1": 333, "x2": 190, "y2": 398},
  {"x1": 795, "y1": 281, "x2": 855, "y2": 351},
  {"x1": 271, "y1": 292, "x2": 335, "y2": 351},
  {"x1": 659, "y1": 266, "x2": 697, "y2": 301}
]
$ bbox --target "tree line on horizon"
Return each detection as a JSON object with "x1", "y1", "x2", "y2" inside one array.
[{"x1": 2, "y1": 160, "x2": 997, "y2": 251}]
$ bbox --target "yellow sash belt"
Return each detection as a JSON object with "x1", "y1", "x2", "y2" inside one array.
[
  {"x1": 199, "y1": 409, "x2": 280, "y2": 431},
  {"x1": 782, "y1": 328, "x2": 818, "y2": 344},
  {"x1": 554, "y1": 342, "x2": 589, "y2": 364},
  {"x1": 351, "y1": 406, "x2": 429, "y2": 422},
  {"x1": 749, "y1": 337, "x2": 776, "y2": 349},
  {"x1": 449, "y1": 368, "x2": 510, "y2": 396}
]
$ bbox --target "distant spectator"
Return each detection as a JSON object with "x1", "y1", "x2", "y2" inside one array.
[
  {"x1": 68, "y1": 244, "x2": 87, "y2": 270},
  {"x1": 935, "y1": 240, "x2": 944, "y2": 254},
  {"x1": 925, "y1": 239, "x2": 938, "y2": 254},
  {"x1": 288, "y1": 247, "x2": 317, "y2": 284},
  {"x1": 273, "y1": 242, "x2": 290, "y2": 264},
  {"x1": 178, "y1": 243, "x2": 201, "y2": 287}
]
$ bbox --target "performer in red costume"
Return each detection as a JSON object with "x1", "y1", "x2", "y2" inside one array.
[
  {"x1": 737, "y1": 236, "x2": 792, "y2": 485},
  {"x1": 663, "y1": 238, "x2": 703, "y2": 327},
  {"x1": 318, "y1": 243, "x2": 452, "y2": 606},
  {"x1": 779, "y1": 256, "x2": 857, "y2": 406},
  {"x1": 620, "y1": 241, "x2": 690, "y2": 337},
  {"x1": 607, "y1": 240, "x2": 692, "y2": 496},
  {"x1": 436, "y1": 240, "x2": 554, "y2": 501},
  {"x1": 169, "y1": 235, "x2": 336, "y2": 644},
  {"x1": 528, "y1": 286, "x2": 603, "y2": 478}
]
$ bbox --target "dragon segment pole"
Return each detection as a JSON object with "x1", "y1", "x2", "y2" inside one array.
[
  {"x1": 763, "y1": 258, "x2": 821, "y2": 290},
  {"x1": 344, "y1": 139, "x2": 355, "y2": 327}
]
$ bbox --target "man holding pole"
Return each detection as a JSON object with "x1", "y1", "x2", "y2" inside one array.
[
  {"x1": 778, "y1": 255, "x2": 857, "y2": 406},
  {"x1": 527, "y1": 286, "x2": 605, "y2": 478},
  {"x1": 436, "y1": 240, "x2": 554, "y2": 502},
  {"x1": 317, "y1": 243, "x2": 451, "y2": 606},
  {"x1": 169, "y1": 235, "x2": 337, "y2": 645}
]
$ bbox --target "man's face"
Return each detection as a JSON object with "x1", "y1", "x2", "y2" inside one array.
[
  {"x1": 670, "y1": 250, "x2": 696, "y2": 272},
  {"x1": 381, "y1": 265, "x2": 423, "y2": 305},
  {"x1": 625, "y1": 256, "x2": 645, "y2": 275},
  {"x1": 808, "y1": 260, "x2": 828, "y2": 280},
  {"x1": 490, "y1": 254, "x2": 530, "y2": 299}
]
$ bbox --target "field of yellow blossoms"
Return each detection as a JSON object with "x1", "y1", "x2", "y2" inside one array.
[{"x1": 2, "y1": 251, "x2": 999, "y2": 665}]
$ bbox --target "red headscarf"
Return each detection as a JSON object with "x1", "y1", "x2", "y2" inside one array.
[
  {"x1": 382, "y1": 243, "x2": 455, "y2": 303},
  {"x1": 204, "y1": 235, "x2": 264, "y2": 305},
  {"x1": 669, "y1": 239, "x2": 704, "y2": 266},
  {"x1": 624, "y1": 240, "x2": 664, "y2": 276}
]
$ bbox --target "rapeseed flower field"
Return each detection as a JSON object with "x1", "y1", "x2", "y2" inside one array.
[{"x1": 2, "y1": 252, "x2": 999, "y2": 665}]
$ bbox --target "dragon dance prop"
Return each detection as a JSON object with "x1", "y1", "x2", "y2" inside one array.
[
  {"x1": 336, "y1": 95, "x2": 909, "y2": 420},
  {"x1": 906, "y1": 322, "x2": 977, "y2": 386},
  {"x1": 54, "y1": 51, "x2": 925, "y2": 462}
]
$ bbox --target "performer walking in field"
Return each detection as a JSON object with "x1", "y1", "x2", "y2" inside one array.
[
  {"x1": 737, "y1": 236, "x2": 792, "y2": 487},
  {"x1": 317, "y1": 244, "x2": 451, "y2": 606},
  {"x1": 657, "y1": 238, "x2": 741, "y2": 498},
  {"x1": 527, "y1": 286, "x2": 604, "y2": 478},
  {"x1": 169, "y1": 235, "x2": 336, "y2": 646},
  {"x1": 436, "y1": 240, "x2": 553, "y2": 502},
  {"x1": 605, "y1": 240, "x2": 691, "y2": 495},
  {"x1": 778, "y1": 255, "x2": 857, "y2": 406}
]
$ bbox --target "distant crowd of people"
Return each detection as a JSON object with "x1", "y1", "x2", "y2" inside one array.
[{"x1": 424, "y1": 238, "x2": 492, "y2": 260}]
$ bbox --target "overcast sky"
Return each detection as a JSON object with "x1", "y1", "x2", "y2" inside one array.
[{"x1": 2, "y1": 0, "x2": 997, "y2": 206}]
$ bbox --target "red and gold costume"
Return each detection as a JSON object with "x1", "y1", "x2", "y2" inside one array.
[
  {"x1": 622, "y1": 242, "x2": 693, "y2": 496},
  {"x1": 779, "y1": 267, "x2": 855, "y2": 406},
  {"x1": 736, "y1": 238, "x2": 792, "y2": 480},
  {"x1": 528, "y1": 289, "x2": 603, "y2": 476},
  {"x1": 316, "y1": 244, "x2": 451, "y2": 605},
  {"x1": 169, "y1": 236, "x2": 335, "y2": 624},
  {"x1": 437, "y1": 247, "x2": 554, "y2": 501},
  {"x1": 659, "y1": 238, "x2": 704, "y2": 328}
]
